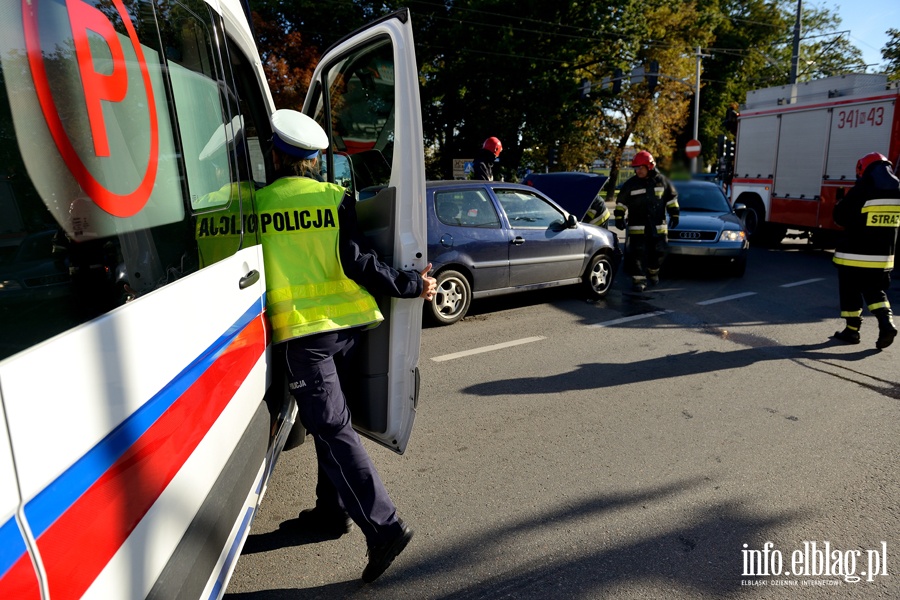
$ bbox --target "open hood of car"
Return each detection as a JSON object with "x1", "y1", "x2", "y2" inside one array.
[{"x1": 523, "y1": 172, "x2": 608, "y2": 220}]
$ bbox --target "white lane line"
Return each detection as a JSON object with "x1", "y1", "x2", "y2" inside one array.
[
  {"x1": 431, "y1": 336, "x2": 546, "y2": 362},
  {"x1": 591, "y1": 310, "x2": 671, "y2": 327},
  {"x1": 696, "y1": 292, "x2": 757, "y2": 306},
  {"x1": 780, "y1": 278, "x2": 825, "y2": 288}
]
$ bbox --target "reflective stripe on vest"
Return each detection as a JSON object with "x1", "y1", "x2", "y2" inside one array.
[
  {"x1": 861, "y1": 197, "x2": 900, "y2": 228},
  {"x1": 833, "y1": 251, "x2": 894, "y2": 269},
  {"x1": 257, "y1": 177, "x2": 383, "y2": 343}
]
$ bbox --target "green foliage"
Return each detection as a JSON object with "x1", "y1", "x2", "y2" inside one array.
[
  {"x1": 249, "y1": 0, "x2": 871, "y2": 179},
  {"x1": 885, "y1": 29, "x2": 900, "y2": 80}
]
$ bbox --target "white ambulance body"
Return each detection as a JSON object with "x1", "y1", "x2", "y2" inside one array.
[
  {"x1": 0, "y1": 0, "x2": 425, "y2": 598},
  {"x1": 731, "y1": 74, "x2": 900, "y2": 244}
]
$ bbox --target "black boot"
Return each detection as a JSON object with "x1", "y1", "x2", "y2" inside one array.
[
  {"x1": 874, "y1": 308, "x2": 897, "y2": 349},
  {"x1": 833, "y1": 317, "x2": 861, "y2": 344},
  {"x1": 832, "y1": 327, "x2": 861, "y2": 344}
]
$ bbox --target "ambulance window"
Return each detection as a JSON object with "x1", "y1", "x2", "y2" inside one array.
[
  {"x1": 162, "y1": 0, "x2": 233, "y2": 209},
  {"x1": 158, "y1": 0, "x2": 248, "y2": 267},
  {"x1": 312, "y1": 38, "x2": 396, "y2": 193},
  {"x1": 0, "y1": 0, "x2": 239, "y2": 359}
]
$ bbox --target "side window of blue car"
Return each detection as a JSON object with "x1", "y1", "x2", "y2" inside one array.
[{"x1": 435, "y1": 190, "x2": 500, "y2": 228}]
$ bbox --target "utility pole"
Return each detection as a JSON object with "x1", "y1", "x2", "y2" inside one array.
[
  {"x1": 789, "y1": 0, "x2": 802, "y2": 84},
  {"x1": 691, "y1": 46, "x2": 709, "y2": 174}
]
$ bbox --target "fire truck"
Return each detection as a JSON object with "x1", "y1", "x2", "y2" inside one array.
[{"x1": 730, "y1": 74, "x2": 900, "y2": 245}]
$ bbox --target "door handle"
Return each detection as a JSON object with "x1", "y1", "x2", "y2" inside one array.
[
  {"x1": 511, "y1": 236, "x2": 525, "y2": 245},
  {"x1": 239, "y1": 270, "x2": 260, "y2": 289}
]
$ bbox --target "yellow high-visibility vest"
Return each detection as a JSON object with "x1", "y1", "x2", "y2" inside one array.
[{"x1": 257, "y1": 177, "x2": 382, "y2": 343}]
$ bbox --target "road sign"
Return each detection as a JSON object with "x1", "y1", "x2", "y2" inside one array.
[{"x1": 685, "y1": 139, "x2": 702, "y2": 158}]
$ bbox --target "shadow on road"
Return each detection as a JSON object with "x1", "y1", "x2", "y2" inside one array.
[
  {"x1": 461, "y1": 336, "x2": 897, "y2": 400},
  {"x1": 225, "y1": 478, "x2": 795, "y2": 599}
]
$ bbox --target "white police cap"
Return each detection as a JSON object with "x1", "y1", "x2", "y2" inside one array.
[
  {"x1": 272, "y1": 109, "x2": 328, "y2": 159},
  {"x1": 199, "y1": 115, "x2": 244, "y2": 161}
]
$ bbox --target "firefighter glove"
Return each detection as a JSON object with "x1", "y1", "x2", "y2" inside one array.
[{"x1": 615, "y1": 217, "x2": 625, "y2": 230}]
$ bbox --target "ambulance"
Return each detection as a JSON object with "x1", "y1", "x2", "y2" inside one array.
[
  {"x1": 731, "y1": 73, "x2": 900, "y2": 245},
  {"x1": 0, "y1": 0, "x2": 426, "y2": 597}
]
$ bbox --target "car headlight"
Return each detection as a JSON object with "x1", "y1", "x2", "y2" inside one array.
[
  {"x1": 0, "y1": 280, "x2": 23, "y2": 291},
  {"x1": 720, "y1": 230, "x2": 745, "y2": 242}
]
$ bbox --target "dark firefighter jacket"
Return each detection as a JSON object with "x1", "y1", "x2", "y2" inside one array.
[
  {"x1": 833, "y1": 161, "x2": 900, "y2": 270},
  {"x1": 614, "y1": 171, "x2": 679, "y2": 236}
]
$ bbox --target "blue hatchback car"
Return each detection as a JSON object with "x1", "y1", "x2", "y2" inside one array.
[{"x1": 426, "y1": 180, "x2": 621, "y2": 325}]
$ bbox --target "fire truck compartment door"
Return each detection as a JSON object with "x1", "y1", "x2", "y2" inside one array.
[{"x1": 773, "y1": 110, "x2": 829, "y2": 199}]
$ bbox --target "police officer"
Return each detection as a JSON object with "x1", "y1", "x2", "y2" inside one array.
[
  {"x1": 614, "y1": 151, "x2": 679, "y2": 291},
  {"x1": 473, "y1": 136, "x2": 502, "y2": 181},
  {"x1": 831, "y1": 152, "x2": 900, "y2": 349},
  {"x1": 257, "y1": 109, "x2": 437, "y2": 582}
]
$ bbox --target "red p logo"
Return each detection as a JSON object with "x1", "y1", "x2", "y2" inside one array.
[
  {"x1": 23, "y1": 0, "x2": 159, "y2": 217},
  {"x1": 67, "y1": 0, "x2": 128, "y2": 157}
]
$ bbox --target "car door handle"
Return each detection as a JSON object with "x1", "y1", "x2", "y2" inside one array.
[
  {"x1": 239, "y1": 270, "x2": 260, "y2": 289},
  {"x1": 511, "y1": 236, "x2": 525, "y2": 245}
]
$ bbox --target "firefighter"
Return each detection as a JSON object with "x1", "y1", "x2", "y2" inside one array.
[
  {"x1": 831, "y1": 152, "x2": 900, "y2": 349},
  {"x1": 257, "y1": 109, "x2": 436, "y2": 582},
  {"x1": 585, "y1": 184, "x2": 611, "y2": 227},
  {"x1": 614, "y1": 151, "x2": 679, "y2": 291},
  {"x1": 473, "y1": 137, "x2": 502, "y2": 181}
]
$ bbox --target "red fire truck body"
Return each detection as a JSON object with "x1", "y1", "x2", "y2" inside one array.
[{"x1": 731, "y1": 74, "x2": 900, "y2": 243}]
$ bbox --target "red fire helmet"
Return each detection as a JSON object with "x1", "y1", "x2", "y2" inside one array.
[{"x1": 856, "y1": 152, "x2": 890, "y2": 179}]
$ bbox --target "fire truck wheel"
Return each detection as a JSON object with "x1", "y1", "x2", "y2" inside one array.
[{"x1": 741, "y1": 197, "x2": 763, "y2": 237}]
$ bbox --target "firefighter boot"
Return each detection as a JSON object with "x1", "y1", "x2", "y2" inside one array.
[
  {"x1": 631, "y1": 277, "x2": 646, "y2": 292},
  {"x1": 874, "y1": 308, "x2": 897, "y2": 349},
  {"x1": 833, "y1": 317, "x2": 861, "y2": 344}
]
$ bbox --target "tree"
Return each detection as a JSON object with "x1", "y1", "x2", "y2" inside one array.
[
  {"x1": 584, "y1": 0, "x2": 717, "y2": 197},
  {"x1": 884, "y1": 28, "x2": 900, "y2": 80},
  {"x1": 413, "y1": 0, "x2": 629, "y2": 179}
]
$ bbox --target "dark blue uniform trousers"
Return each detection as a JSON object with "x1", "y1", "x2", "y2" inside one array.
[{"x1": 284, "y1": 329, "x2": 402, "y2": 546}]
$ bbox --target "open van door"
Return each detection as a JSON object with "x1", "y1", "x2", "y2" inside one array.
[{"x1": 303, "y1": 10, "x2": 426, "y2": 454}]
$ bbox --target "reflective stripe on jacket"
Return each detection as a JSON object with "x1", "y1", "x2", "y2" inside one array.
[
  {"x1": 257, "y1": 177, "x2": 382, "y2": 343},
  {"x1": 833, "y1": 183, "x2": 900, "y2": 270},
  {"x1": 614, "y1": 171, "x2": 679, "y2": 232}
]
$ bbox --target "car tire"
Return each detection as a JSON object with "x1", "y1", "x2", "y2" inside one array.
[
  {"x1": 428, "y1": 269, "x2": 471, "y2": 326},
  {"x1": 583, "y1": 253, "x2": 614, "y2": 299}
]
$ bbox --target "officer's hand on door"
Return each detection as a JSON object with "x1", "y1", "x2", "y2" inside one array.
[{"x1": 419, "y1": 263, "x2": 437, "y2": 301}]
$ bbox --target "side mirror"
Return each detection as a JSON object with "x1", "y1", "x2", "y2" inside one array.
[
  {"x1": 328, "y1": 152, "x2": 355, "y2": 195},
  {"x1": 733, "y1": 203, "x2": 746, "y2": 213},
  {"x1": 565, "y1": 214, "x2": 578, "y2": 229}
]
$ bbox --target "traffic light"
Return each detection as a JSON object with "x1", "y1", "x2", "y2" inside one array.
[
  {"x1": 724, "y1": 107, "x2": 739, "y2": 134},
  {"x1": 647, "y1": 61, "x2": 659, "y2": 94},
  {"x1": 723, "y1": 139, "x2": 736, "y2": 183},
  {"x1": 611, "y1": 68, "x2": 623, "y2": 94},
  {"x1": 548, "y1": 146, "x2": 559, "y2": 166}
]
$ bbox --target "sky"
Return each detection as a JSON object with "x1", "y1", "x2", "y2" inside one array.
[{"x1": 826, "y1": 1, "x2": 898, "y2": 70}]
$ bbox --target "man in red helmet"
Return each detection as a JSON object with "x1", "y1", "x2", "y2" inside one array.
[
  {"x1": 473, "y1": 137, "x2": 503, "y2": 181},
  {"x1": 831, "y1": 151, "x2": 900, "y2": 349},
  {"x1": 614, "y1": 150, "x2": 679, "y2": 292}
]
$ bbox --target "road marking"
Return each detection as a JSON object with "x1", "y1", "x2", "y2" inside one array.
[
  {"x1": 591, "y1": 310, "x2": 671, "y2": 327},
  {"x1": 431, "y1": 336, "x2": 546, "y2": 362},
  {"x1": 780, "y1": 278, "x2": 824, "y2": 288},
  {"x1": 696, "y1": 292, "x2": 757, "y2": 306}
]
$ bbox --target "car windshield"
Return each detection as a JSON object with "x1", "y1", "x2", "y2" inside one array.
[{"x1": 675, "y1": 185, "x2": 731, "y2": 213}]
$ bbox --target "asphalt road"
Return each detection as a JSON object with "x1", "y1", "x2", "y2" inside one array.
[{"x1": 225, "y1": 237, "x2": 899, "y2": 599}]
